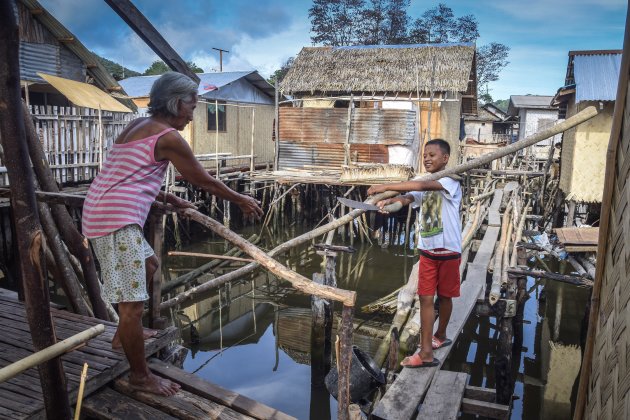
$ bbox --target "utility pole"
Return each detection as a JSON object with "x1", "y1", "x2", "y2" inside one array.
[{"x1": 212, "y1": 47, "x2": 229, "y2": 72}]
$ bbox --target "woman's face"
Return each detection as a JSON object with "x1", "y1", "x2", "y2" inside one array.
[{"x1": 175, "y1": 94, "x2": 198, "y2": 130}]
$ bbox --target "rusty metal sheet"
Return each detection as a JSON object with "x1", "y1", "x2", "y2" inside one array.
[
  {"x1": 278, "y1": 141, "x2": 388, "y2": 169},
  {"x1": 279, "y1": 107, "x2": 416, "y2": 145}
]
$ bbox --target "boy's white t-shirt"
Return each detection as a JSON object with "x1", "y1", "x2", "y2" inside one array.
[{"x1": 409, "y1": 177, "x2": 462, "y2": 253}]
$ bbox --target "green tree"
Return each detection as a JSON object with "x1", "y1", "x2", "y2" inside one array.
[
  {"x1": 92, "y1": 52, "x2": 140, "y2": 80},
  {"x1": 309, "y1": 0, "x2": 365, "y2": 46},
  {"x1": 143, "y1": 60, "x2": 204, "y2": 76},
  {"x1": 268, "y1": 57, "x2": 295, "y2": 86}
]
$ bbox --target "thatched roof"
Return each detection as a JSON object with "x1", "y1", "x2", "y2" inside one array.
[{"x1": 281, "y1": 43, "x2": 475, "y2": 95}]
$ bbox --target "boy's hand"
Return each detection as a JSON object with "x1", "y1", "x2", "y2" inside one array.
[{"x1": 367, "y1": 185, "x2": 386, "y2": 196}]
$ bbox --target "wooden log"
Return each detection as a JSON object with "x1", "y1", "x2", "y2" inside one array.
[
  {"x1": 507, "y1": 267, "x2": 593, "y2": 287},
  {"x1": 21, "y1": 102, "x2": 109, "y2": 320},
  {"x1": 489, "y1": 201, "x2": 513, "y2": 305},
  {"x1": 180, "y1": 208, "x2": 356, "y2": 306},
  {"x1": 337, "y1": 304, "x2": 355, "y2": 420},
  {"x1": 39, "y1": 202, "x2": 93, "y2": 316},
  {"x1": 0, "y1": 324, "x2": 104, "y2": 383},
  {"x1": 577, "y1": 255, "x2": 596, "y2": 279},
  {"x1": 0, "y1": 5, "x2": 72, "y2": 418}
]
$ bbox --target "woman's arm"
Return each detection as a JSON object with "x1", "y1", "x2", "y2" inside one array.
[{"x1": 155, "y1": 132, "x2": 263, "y2": 219}]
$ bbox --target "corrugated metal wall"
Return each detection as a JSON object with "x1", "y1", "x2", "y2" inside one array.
[
  {"x1": 278, "y1": 106, "x2": 415, "y2": 169},
  {"x1": 278, "y1": 142, "x2": 388, "y2": 169},
  {"x1": 279, "y1": 107, "x2": 416, "y2": 145}
]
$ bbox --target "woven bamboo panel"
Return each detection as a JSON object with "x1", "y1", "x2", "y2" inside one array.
[{"x1": 585, "y1": 53, "x2": 630, "y2": 418}]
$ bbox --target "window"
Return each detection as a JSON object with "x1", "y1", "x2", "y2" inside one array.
[{"x1": 207, "y1": 101, "x2": 227, "y2": 132}]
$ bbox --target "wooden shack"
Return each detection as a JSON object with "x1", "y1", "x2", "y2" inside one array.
[
  {"x1": 279, "y1": 43, "x2": 477, "y2": 171},
  {"x1": 575, "y1": 7, "x2": 630, "y2": 419},
  {"x1": 553, "y1": 50, "x2": 622, "y2": 204}
]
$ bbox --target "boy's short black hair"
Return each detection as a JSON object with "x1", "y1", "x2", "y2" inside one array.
[{"x1": 425, "y1": 138, "x2": 450, "y2": 155}]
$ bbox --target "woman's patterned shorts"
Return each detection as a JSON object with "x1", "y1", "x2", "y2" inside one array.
[{"x1": 90, "y1": 224, "x2": 154, "y2": 303}]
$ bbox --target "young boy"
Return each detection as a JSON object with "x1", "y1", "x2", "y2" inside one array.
[{"x1": 367, "y1": 139, "x2": 462, "y2": 368}]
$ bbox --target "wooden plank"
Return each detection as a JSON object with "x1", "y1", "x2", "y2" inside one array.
[
  {"x1": 417, "y1": 371, "x2": 467, "y2": 419},
  {"x1": 555, "y1": 227, "x2": 599, "y2": 246},
  {"x1": 372, "y1": 281, "x2": 483, "y2": 419},
  {"x1": 114, "y1": 376, "x2": 254, "y2": 420},
  {"x1": 148, "y1": 359, "x2": 296, "y2": 420},
  {"x1": 464, "y1": 385, "x2": 497, "y2": 403},
  {"x1": 460, "y1": 397, "x2": 509, "y2": 419},
  {"x1": 82, "y1": 387, "x2": 178, "y2": 420},
  {"x1": 488, "y1": 190, "x2": 503, "y2": 227}
]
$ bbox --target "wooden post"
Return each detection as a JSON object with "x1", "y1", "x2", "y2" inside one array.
[
  {"x1": 495, "y1": 274, "x2": 516, "y2": 405},
  {"x1": 148, "y1": 214, "x2": 166, "y2": 329},
  {"x1": 0, "y1": 3, "x2": 72, "y2": 417},
  {"x1": 215, "y1": 100, "x2": 220, "y2": 177},
  {"x1": 344, "y1": 95, "x2": 353, "y2": 165},
  {"x1": 250, "y1": 106, "x2": 255, "y2": 173},
  {"x1": 337, "y1": 304, "x2": 355, "y2": 420},
  {"x1": 274, "y1": 81, "x2": 280, "y2": 171}
]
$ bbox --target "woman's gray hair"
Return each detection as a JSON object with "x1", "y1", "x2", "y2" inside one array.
[{"x1": 148, "y1": 72, "x2": 198, "y2": 117}]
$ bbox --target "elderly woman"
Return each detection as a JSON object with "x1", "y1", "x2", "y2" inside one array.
[{"x1": 82, "y1": 72, "x2": 263, "y2": 396}]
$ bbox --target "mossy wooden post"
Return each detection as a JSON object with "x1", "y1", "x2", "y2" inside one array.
[
  {"x1": 0, "y1": 2, "x2": 72, "y2": 417},
  {"x1": 337, "y1": 303, "x2": 355, "y2": 420}
]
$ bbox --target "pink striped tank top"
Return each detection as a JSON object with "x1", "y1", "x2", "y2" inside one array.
[{"x1": 82, "y1": 127, "x2": 174, "y2": 238}]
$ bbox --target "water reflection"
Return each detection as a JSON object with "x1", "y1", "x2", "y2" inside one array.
[{"x1": 165, "y1": 227, "x2": 589, "y2": 420}]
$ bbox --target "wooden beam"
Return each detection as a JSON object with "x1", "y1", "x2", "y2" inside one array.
[
  {"x1": 417, "y1": 371, "x2": 468, "y2": 419},
  {"x1": 104, "y1": 0, "x2": 201, "y2": 83}
]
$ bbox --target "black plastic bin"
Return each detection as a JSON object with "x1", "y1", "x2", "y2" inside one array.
[{"x1": 325, "y1": 345, "x2": 386, "y2": 402}]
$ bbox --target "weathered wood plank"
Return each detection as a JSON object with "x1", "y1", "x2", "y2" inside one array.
[
  {"x1": 460, "y1": 397, "x2": 509, "y2": 419},
  {"x1": 114, "y1": 376, "x2": 254, "y2": 420},
  {"x1": 372, "y1": 281, "x2": 483, "y2": 419},
  {"x1": 463, "y1": 385, "x2": 497, "y2": 403},
  {"x1": 488, "y1": 190, "x2": 503, "y2": 227},
  {"x1": 82, "y1": 387, "x2": 178, "y2": 420},
  {"x1": 417, "y1": 371, "x2": 467, "y2": 419},
  {"x1": 148, "y1": 359, "x2": 296, "y2": 420}
]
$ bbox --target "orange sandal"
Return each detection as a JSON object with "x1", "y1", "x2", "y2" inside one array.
[
  {"x1": 431, "y1": 336, "x2": 453, "y2": 350},
  {"x1": 400, "y1": 353, "x2": 440, "y2": 368}
]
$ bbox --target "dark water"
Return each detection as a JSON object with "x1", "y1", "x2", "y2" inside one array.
[{"x1": 164, "y1": 223, "x2": 589, "y2": 420}]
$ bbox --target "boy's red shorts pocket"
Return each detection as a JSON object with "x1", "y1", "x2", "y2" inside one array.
[{"x1": 418, "y1": 249, "x2": 461, "y2": 297}]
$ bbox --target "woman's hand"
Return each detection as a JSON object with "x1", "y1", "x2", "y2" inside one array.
[
  {"x1": 376, "y1": 196, "x2": 413, "y2": 211},
  {"x1": 367, "y1": 184, "x2": 386, "y2": 196},
  {"x1": 236, "y1": 194, "x2": 263, "y2": 221}
]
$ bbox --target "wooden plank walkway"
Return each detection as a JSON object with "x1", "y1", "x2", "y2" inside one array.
[
  {"x1": 417, "y1": 371, "x2": 468, "y2": 419},
  {"x1": 0, "y1": 290, "x2": 177, "y2": 419},
  {"x1": 372, "y1": 189, "x2": 504, "y2": 420}
]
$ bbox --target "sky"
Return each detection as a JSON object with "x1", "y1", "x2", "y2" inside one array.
[{"x1": 39, "y1": 0, "x2": 628, "y2": 100}]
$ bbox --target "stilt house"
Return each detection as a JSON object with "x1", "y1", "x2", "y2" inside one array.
[
  {"x1": 553, "y1": 50, "x2": 622, "y2": 204},
  {"x1": 279, "y1": 43, "x2": 477, "y2": 172}
]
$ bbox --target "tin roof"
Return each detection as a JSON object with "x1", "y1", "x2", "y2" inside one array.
[
  {"x1": 573, "y1": 52, "x2": 622, "y2": 102},
  {"x1": 119, "y1": 71, "x2": 275, "y2": 104}
]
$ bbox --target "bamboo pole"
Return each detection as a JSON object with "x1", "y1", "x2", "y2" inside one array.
[
  {"x1": 73, "y1": 363, "x2": 89, "y2": 420},
  {"x1": 489, "y1": 201, "x2": 513, "y2": 305},
  {"x1": 0, "y1": 325, "x2": 104, "y2": 384},
  {"x1": 167, "y1": 251, "x2": 254, "y2": 263}
]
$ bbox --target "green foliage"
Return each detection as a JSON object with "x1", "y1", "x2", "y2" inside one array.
[
  {"x1": 268, "y1": 57, "x2": 295, "y2": 86},
  {"x1": 92, "y1": 52, "x2": 140, "y2": 81},
  {"x1": 493, "y1": 99, "x2": 509, "y2": 112},
  {"x1": 143, "y1": 60, "x2": 204, "y2": 76}
]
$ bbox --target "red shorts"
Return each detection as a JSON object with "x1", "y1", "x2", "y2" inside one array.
[{"x1": 418, "y1": 249, "x2": 461, "y2": 298}]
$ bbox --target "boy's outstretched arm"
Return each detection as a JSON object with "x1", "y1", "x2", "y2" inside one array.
[{"x1": 367, "y1": 180, "x2": 444, "y2": 196}]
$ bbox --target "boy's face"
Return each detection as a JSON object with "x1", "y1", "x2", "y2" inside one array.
[{"x1": 423, "y1": 144, "x2": 449, "y2": 173}]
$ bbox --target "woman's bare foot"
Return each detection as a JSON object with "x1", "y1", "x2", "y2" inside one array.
[
  {"x1": 129, "y1": 372, "x2": 181, "y2": 396},
  {"x1": 112, "y1": 329, "x2": 157, "y2": 349}
]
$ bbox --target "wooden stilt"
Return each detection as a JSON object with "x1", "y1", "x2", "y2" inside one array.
[{"x1": 337, "y1": 304, "x2": 354, "y2": 420}]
